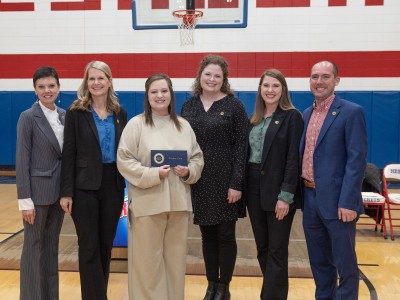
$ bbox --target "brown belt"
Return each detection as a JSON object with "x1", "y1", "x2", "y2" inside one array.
[{"x1": 303, "y1": 179, "x2": 315, "y2": 189}]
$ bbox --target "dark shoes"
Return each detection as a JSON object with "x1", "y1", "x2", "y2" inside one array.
[
  {"x1": 214, "y1": 283, "x2": 231, "y2": 300},
  {"x1": 203, "y1": 281, "x2": 230, "y2": 300},
  {"x1": 203, "y1": 281, "x2": 218, "y2": 300}
]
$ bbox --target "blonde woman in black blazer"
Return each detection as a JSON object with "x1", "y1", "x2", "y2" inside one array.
[
  {"x1": 16, "y1": 66, "x2": 65, "y2": 300},
  {"x1": 245, "y1": 69, "x2": 303, "y2": 300},
  {"x1": 60, "y1": 61, "x2": 127, "y2": 300}
]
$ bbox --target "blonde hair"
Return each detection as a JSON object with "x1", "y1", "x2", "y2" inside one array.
[{"x1": 70, "y1": 61, "x2": 120, "y2": 113}]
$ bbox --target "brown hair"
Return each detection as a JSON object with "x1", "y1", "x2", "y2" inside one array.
[
  {"x1": 70, "y1": 61, "x2": 120, "y2": 113},
  {"x1": 192, "y1": 54, "x2": 234, "y2": 97},
  {"x1": 144, "y1": 73, "x2": 182, "y2": 131},
  {"x1": 250, "y1": 69, "x2": 295, "y2": 126}
]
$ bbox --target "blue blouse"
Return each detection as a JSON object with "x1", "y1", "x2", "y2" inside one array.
[{"x1": 91, "y1": 106, "x2": 116, "y2": 163}]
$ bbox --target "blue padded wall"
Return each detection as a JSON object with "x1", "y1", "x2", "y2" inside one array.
[
  {"x1": 117, "y1": 91, "x2": 136, "y2": 121},
  {"x1": 0, "y1": 92, "x2": 12, "y2": 165},
  {"x1": 10, "y1": 92, "x2": 38, "y2": 165},
  {"x1": 1, "y1": 90, "x2": 400, "y2": 169},
  {"x1": 59, "y1": 92, "x2": 76, "y2": 110},
  {"x1": 370, "y1": 92, "x2": 400, "y2": 167}
]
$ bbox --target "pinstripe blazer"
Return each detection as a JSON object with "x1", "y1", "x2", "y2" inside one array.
[{"x1": 16, "y1": 101, "x2": 66, "y2": 205}]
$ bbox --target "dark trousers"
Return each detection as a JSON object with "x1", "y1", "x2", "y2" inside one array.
[
  {"x1": 303, "y1": 187, "x2": 359, "y2": 300},
  {"x1": 246, "y1": 166, "x2": 295, "y2": 300},
  {"x1": 20, "y1": 202, "x2": 64, "y2": 300},
  {"x1": 71, "y1": 163, "x2": 124, "y2": 300},
  {"x1": 199, "y1": 220, "x2": 237, "y2": 284}
]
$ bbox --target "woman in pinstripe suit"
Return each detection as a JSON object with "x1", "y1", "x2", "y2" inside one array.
[{"x1": 16, "y1": 66, "x2": 65, "y2": 300}]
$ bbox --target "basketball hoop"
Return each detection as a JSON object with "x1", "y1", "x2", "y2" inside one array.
[{"x1": 172, "y1": 10, "x2": 203, "y2": 46}]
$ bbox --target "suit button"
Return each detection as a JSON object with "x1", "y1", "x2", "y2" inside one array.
[{"x1": 261, "y1": 171, "x2": 265, "y2": 175}]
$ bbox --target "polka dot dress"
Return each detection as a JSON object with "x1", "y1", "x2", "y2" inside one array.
[{"x1": 181, "y1": 96, "x2": 248, "y2": 225}]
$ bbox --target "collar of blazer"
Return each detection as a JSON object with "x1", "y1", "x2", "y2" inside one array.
[
  {"x1": 32, "y1": 102, "x2": 62, "y2": 155},
  {"x1": 83, "y1": 109, "x2": 122, "y2": 147},
  {"x1": 57, "y1": 107, "x2": 66, "y2": 125},
  {"x1": 83, "y1": 109, "x2": 101, "y2": 146},
  {"x1": 310, "y1": 95, "x2": 343, "y2": 150},
  {"x1": 249, "y1": 106, "x2": 286, "y2": 167}
]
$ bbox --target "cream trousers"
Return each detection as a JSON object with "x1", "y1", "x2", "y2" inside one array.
[{"x1": 128, "y1": 211, "x2": 189, "y2": 300}]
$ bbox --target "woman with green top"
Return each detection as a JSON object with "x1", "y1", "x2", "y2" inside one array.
[{"x1": 245, "y1": 69, "x2": 303, "y2": 300}]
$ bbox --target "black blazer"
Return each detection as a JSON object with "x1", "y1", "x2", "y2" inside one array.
[
  {"x1": 245, "y1": 107, "x2": 304, "y2": 211},
  {"x1": 60, "y1": 107, "x2": 127, "y2": 197}
]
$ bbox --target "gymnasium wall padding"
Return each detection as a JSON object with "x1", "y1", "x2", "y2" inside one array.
[{"x1": 2, "y1": 91, "x2": 400, "y2": 168}]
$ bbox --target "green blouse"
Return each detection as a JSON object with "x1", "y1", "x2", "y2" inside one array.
[{"x1": 248, "y1": 115, "x2": 294, "y2": 204}]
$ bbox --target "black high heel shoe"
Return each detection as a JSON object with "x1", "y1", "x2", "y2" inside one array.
[
  {"x1": 214, "y1": 283, "x2": 230, "y2": 300},
  {"x1": 203, "y1": 281, "x2": 218, "y2": 300}
]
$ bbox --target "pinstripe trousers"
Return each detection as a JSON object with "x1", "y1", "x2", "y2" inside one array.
[{"x1": 20, "y1": 201, "x2": 64, "y2": 300}]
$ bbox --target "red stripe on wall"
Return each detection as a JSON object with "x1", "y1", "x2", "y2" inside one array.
[
  {"x1": 329, "y1": 0, "x2": 347, "y2": 6},
  {"x1": 152, "y1": 0, "x2": 169, "y2": 9},
  {"x1": 257, "y1": 0, "x2": 310, "y2": 7},
  {"x1": 366, "y1": 0, "x2": 384, "y2": 6},
  {"x1": 0, "y1": 1, "x2": 34, "y2": 12},
  {"x1": 51, "y1": 0, "x2": 100, "y2": 11},
  {"x1": 208, "y1": 0, "x2": 239, "y2": 9},
  {"x1": 118, "y1": 0, "x2": 131, "y2": 10},
  {"x1": 0, "y1": 52, "x2": 399, "y2": 79}
]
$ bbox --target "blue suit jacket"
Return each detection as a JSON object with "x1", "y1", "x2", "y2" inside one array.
[{"x1": 300, "y1": 95, "x2": 368, "y2": 219}]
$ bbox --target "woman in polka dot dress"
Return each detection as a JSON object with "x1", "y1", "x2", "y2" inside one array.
[{"x1": 181, "y1": 55, "x2": 248, "y2": 300}]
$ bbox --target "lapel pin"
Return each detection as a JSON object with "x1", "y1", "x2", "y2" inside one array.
[
  {"x1": 220, "y1": 112, "x2": 224, "y2": 116},
  {"x1": 275, "y1": 121, "x2": 279, "y2": 124},
  {"x1": 117, "y1": 119, "x2": 120, "y2": 123},
  {"x1": 332, "y1": 111, "x2": 337, "y2": 116}
]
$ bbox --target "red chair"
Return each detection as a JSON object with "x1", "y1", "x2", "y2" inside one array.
[
  {"x1": 358, "y1": 163, "x2": 387, "y2": 238},
  {"x1": 359, "y1": 192, "x2": 386, "y2": 238},
  {"x1": 382, "y1": 164, "x2": 400, "y2": 240}
]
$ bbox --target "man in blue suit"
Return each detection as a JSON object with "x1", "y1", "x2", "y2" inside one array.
[{"x1": 300, "y1": 61, "x2": 367, "y2": 300}]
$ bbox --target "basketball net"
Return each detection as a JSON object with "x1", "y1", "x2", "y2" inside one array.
[{"x1": 173, "y1": 10, "x2": 203, "y2": 46}]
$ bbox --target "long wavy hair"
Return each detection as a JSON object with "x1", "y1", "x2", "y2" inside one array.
[
  {"x1": 144, "y1": 73, "x2": 182, "y2": 131},
  {"x1": 70, "y1": 61, "x2": 120, "y2": 113},
  {"x1": 191, "y1": 54, "x2": 234, "y2": 97},
  {"x1": 250, "y1": 69, "x2": 295, "y2": 126}
]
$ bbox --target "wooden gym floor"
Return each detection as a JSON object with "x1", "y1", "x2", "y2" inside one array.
[{"x1": 1, "y1": 182, "x2": 400, "y2": 299}]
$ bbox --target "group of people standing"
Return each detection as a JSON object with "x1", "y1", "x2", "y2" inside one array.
[{"x1": 16, "y1": 55, "x2": 367, "y2": 300}]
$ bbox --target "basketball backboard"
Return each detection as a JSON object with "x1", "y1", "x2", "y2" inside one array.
[{"x1": 132, "y1": 0, "x2": 248, "y2": 30}]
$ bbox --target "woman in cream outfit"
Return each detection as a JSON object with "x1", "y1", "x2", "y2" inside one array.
[{"x1": 117, "y1": 73, "x2": 204, "y2": 300}]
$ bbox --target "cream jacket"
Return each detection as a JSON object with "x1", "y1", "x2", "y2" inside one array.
[{"x1": 117, "y1": 113, "x2": 204, "y2": 217}]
